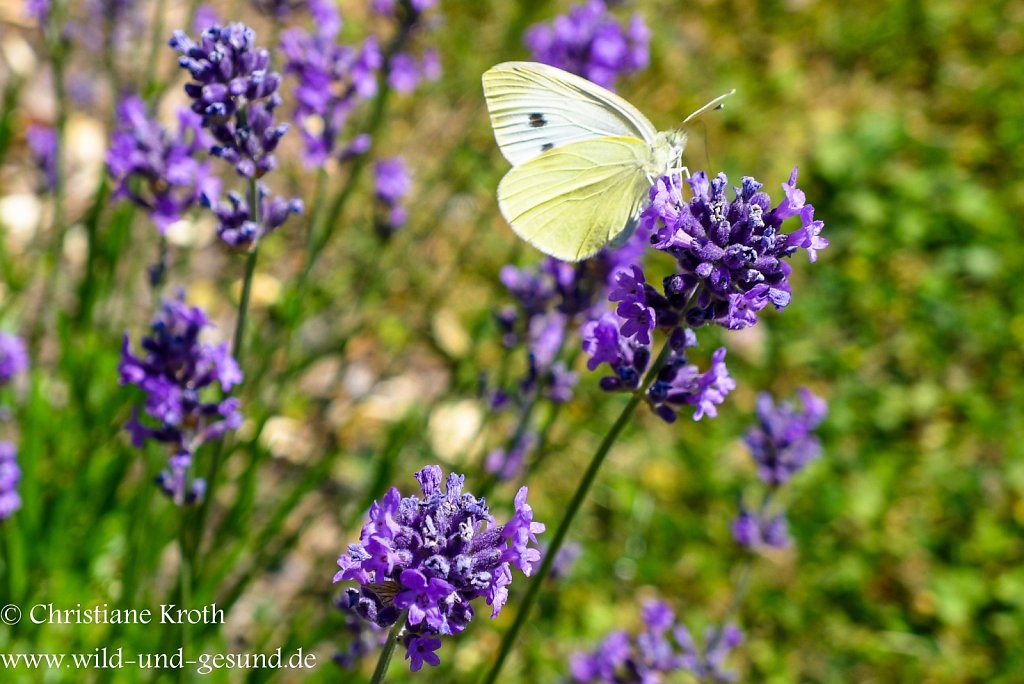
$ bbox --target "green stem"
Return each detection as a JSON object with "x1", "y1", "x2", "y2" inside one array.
[
  {"x1": 144, "y1": 0, "x2": 168, "y2": 97},
  {"x1": 178, "y1": 520, "x2": 192, "y2": 674},
  {"x1": 190, "y1": 182, "x2": 259, "y2": 577},
  {"x1": 370, "y1": 614, "x2": 407, "y2": 684},
  {"x1": 481, "y1": 339, "x2": 674, "y2": 684},
  {"x1": 4, "y1": 520, "x2": 26, "y2": 605},
  {"x1": 233, "y1": 247, "x2": 259, "y2": 360},
  {"x1": 29, "y1": 23, "x2": 68, "y2": 354}
]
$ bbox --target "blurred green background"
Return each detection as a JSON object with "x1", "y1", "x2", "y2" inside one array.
[{"x1": 1, "y1": 0, "x2": 1022, "y2": 681}]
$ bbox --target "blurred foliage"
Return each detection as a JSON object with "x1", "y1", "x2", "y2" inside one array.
[{"x1": 0, "y1": 0, "x2": 1021, "y2": 682}]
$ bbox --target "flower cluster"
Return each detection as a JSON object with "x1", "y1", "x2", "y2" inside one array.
[
  {"x1": 0, "y1": 442, "x2": 20, "y2": 520},
  {"x1": 106, "y1": 96, "x2": 217, "y2": 232},
  {"x1": 525, "y1": 0, "x2": 650, "y2": 90},
  {"x1": 582, "y1": 169, "x2": 827, "y2": 423},
  {"x1": 170, "y1": 23, "x2": 285, "y2": 177},
  {"x1": 0, "y1": 334, "x2": 29, "y2": 385},
  {"x1": 373, "y1": 157, "x2": 411, "y2": 237},
  {"x1": 204, "y1": 184, "x2": 303, "y2": 247},
  {"x1": 0, "y1": 333, "x2": 27, "y2": 521},
  {"x1": 746, "y1": 388, "x2": 827, "y2": 486},
  {"x1": 281, "y1": 0, "x2": 438, "y2": 166},
  {"x1": 371, "y1": 0, "x2": 440, "y2": 93},
  {"x1": 583, "y1": 311, "x2": 735, "y2": 422},
  {"x1": 170, "y1": 22, "x2": 302, "y2": 249},
  {"x1": 118, "y1": 294, "x2": 243, "y2": 505},
  {"x1": 642, "y1": 169, "x2": 828, "y2": 331},
  {"x1": 484, "y1": 430, "x2": 536, "y2": 481},
  {"x1": 24, "y1": 0, "x2": 49, "y2": 23},
  {"x1": 332, "y1": 597, "x2": 387, "y2": 669},
  {"x1": 732, "y1": 388, "x2": 827, "y2": 551},
  {"x1": 280, "y1": 1, "x2": 379, "y2": 166},
  {"x1": 334, "y1": 466, "x2": 545, "y2": 671},
  {"x1": 571, "y1": 600, "x2": 743, "y2": 683},
  {"x1": 26, "y1": 125, "x2": 58, "y2": 192}
]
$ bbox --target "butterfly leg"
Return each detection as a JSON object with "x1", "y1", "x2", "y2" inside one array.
[{"x1": 667, "y1": 165, "x2": 691, "y2": 180}]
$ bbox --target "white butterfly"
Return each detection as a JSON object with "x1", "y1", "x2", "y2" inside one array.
[{"x1": 482, "y1": 61, "x2": 732, "y2": 262}]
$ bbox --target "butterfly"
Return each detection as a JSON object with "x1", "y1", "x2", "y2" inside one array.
[{"x1": 482, "y1": 61, "x2": 732, "y2": 262}]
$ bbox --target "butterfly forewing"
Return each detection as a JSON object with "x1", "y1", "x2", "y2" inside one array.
[
  {"x1": 483, "y1": 61, "x2": 659, "y2": 165},
  {"x1": 496, "y1": 136, "x2": 652, "y2": 262}
]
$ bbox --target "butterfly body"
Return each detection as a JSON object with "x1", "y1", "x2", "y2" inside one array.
[{"x1": 483, "y1": 61, "x2": 688, "y2": 262}]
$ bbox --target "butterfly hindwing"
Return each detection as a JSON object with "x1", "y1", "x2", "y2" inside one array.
[
  {"x1": 483, "y1": 61, "x2": 658, "y2": 166},
  {"x1": 496, "y1": 136, "x2": 652, "y2": 262}
]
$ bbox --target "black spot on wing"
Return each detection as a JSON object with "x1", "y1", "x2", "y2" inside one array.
[
  {"x1": 541, "y1": 143, "x2": 554, "y2": 152},
  {"x1": 529, "y1": 112, "x2": 547, "y2": 128}
]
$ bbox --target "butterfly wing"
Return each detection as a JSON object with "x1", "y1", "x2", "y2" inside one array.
[
  {"x1": 496, "y1": 136, "x2": 653, "y2": 262},
  {"x1": 483, "y1": 61, "x2": 658, "y2": 166}
]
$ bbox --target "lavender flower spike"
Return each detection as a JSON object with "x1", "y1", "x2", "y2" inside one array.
[
  {"x1": 641, "y1": 168, "x2": 828, "y2": 331},
  {"x1": 525, "y1": 0, "x2": 650, "y2": 90},
  {"x1": 170, "y1": 22, "x2": 302, "y2": 247},
  {"x1": 571, "y1": 599, "x2": 742, "y2": 683},
  {"x1": 107, "y1": 96, "x2": 217, "y2": 232},
  {"x1": 0, "y1": 442, "x2": 22, "y2": 520},
  {"x1": 0, "y1": 333, "x2": 29, "y2": 385},
  {"x1": 373, "y1": 157, "x2": 412, "y2": 237},
  {"x1": 745, "y1": 388, "x2": 827, "y2": 486},
  {"x1": 334, "y1": 466, "x2": 545, "y2": 671},
  {"x1": 170, "y1": 23, "x2": 286, "y2": 178},
  {"x1": 119, "y1": 292, "x2": 243, "y2": 505}
]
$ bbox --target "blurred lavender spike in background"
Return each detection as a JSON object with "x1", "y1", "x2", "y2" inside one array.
[
  {"x1": 106, "y1": 96, "x2": 217, "y2": 232},
  {"x1": 118, "y1": 293, "x2": 243, "y2": 506},
  {"x1": 525, "y1": 0, "x2": 650, "y2": 90},
  {"x1": 0, "y1": 334, "x2": 29, "y2": 385},
  {"x1": 0, "y1": 442, "x2": 21, "y2": 520},
  {"x1": 746, "y1": 388, "x2": 827, "y2": 486}
]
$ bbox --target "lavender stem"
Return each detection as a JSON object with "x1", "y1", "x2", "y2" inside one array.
[{"x1": 481, "y1": 338, "x2": 673, "y2": 684}]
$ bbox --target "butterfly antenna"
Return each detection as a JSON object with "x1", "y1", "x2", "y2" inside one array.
[
  {"x1": 698, "y1": 120, "x2": 711, "y2": 169},
  {"x1": 682, "y1": 89, "x2": 736, "y2": 125}
]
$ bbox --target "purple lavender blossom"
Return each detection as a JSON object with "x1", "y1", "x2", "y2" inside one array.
[
  {"x1": 203, "y1": 183, "x2": 303, "y2": 249},
  {"x1": 373, "y1": 157, "x2": 411, "y2": 237},
  {"x1": 0, "y1": 334, "x2": 29, "y2": 385},
  {"x1": 545, "y1": 539, "x2": 581, "y2": 580},
  {"x1": 572, "y1": 600, "x2": 741, "y2": 683},
  {"x1": 675, "y1": 623, "x2": 744, "y2": 682},
  {"x1": 332, "y1": 595, "x2": 387, "y2": 669},
  {"x1": 641, "y1": 169, "x2": 828, "y2": 331},
  {"x1": 334, "y1": 466, "x2": 545, "y2": 670},
  {"x1": 0, "y1": 442, "x2": 21, "y2": 520},
  {"x1": 485, "y1": 430, "x2": 536, "y2": 482},
  {"x1": 280, "y1": 9, "x2": 381, "y2": 166},
  {"x1": 170, "y1": 24, "x2": 287, "y2": 178},
  {"x1": 733, "y1": 389, "x2": 826, "y2": 554},
  {"x1": 525, "y1": 0, "x2": 650, "y2": 90},
  {"x1": 746, "y1": 388, "x2": 827, "y2": 486},
  {"x1": 583, "y1": 310, "x2": 734, "y2": 422},
  {"x1": 24, "y1": 0, "x2": 49, "y2": 23},
  {"x1": 107, "y1": 96, "x2": 217, "y2": 232},
  {"x1": 26, "y1": 125, "x2": 58, "y2": 191},
  {"x1": 170, "y1": 23, "x2": 303, "y2": 246},
  {"x1": 192, "y1": 5, "x2": 220, "y2": 34},
  {"x1": 582, "y1": 168, "x2": 825, "y2": 422},
  {"x1": 281, "y1": 0, "x2": 437, "y2": 166},
  {"x1": 119, "y1": 293, "x2": 243, "y2": 505},
  {"x1": 732, "y1": 506, "x2": 791, "y2": 550}
]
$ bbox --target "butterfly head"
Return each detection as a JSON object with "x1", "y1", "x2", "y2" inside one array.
[{"x1": 648, "y1": 130, "x2": 688, "y2": 177}]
